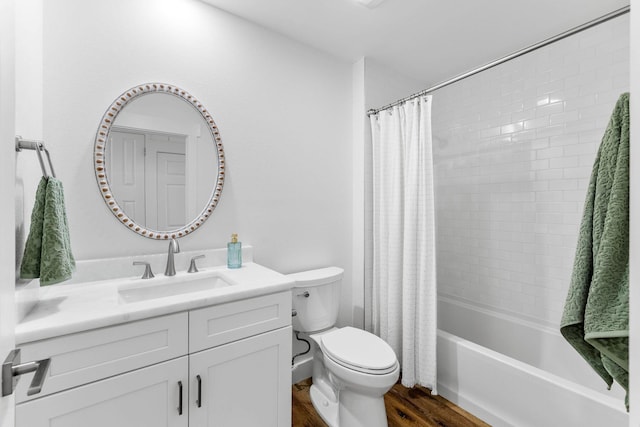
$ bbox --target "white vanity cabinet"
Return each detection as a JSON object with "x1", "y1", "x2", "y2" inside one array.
[
  {"x1": 16, "y1": 356, "x2": 189, "y2": 427},
  {"x1": 188, "y1": 292, "x2": 292, "y2": 426},
  {"x1": 15, "y1": 291, "x2": 292, "y2": 427}
]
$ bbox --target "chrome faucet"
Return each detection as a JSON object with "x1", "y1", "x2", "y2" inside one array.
[{"x1": 164, "y1": 238, "x2": 181, "y2": 276}]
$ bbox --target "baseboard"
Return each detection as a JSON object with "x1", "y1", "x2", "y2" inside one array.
[{"x1": 292, "y1": 353, "x2": 313, "y2": 384}]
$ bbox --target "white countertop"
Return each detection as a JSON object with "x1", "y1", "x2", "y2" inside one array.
[{"x1": 16, "y1": 262, "x2": 294, "y2": 344}]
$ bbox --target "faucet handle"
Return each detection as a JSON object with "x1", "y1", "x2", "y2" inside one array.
[
  {"x1": 188, "y1": 255, "x2": 205, "y2": 273},
  {"x1": 133, "y1": 261, "x2": 155, "y2": 279}
]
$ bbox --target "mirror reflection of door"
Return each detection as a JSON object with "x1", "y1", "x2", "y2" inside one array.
[
  {"x1": 145, "y1": 133, "x2": 186, "y2": 230},
  {"x1": 107, "y1": 129, "x2": 187, "y2": 230},
  {"x1": 106, "y1": 130, "x2": 146, "y2": 224}
]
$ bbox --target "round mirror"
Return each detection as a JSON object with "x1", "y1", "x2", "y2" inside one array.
[{"x1": 94, "y1": 83, "x2": 225, "y2": 239}]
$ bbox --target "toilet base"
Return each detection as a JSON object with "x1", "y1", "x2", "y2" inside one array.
[
  {"x1": 310, "y1": 384, "x2": 339, "y2": 427},
  {"x1": 338, "y1": 389, "x2": 389, "y2": 427},
  {"x1": 310, "y1": 382, "x2": 390, "y2": 427}
]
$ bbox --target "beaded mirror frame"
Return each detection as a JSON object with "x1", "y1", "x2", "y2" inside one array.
[{"x1": 94, "y1": 83, "x2": 225, "y2": 240}]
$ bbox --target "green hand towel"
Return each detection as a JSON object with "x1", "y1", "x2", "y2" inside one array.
[
  {"x1": 40, "y1": 177, "x2": 75, "y2": 286},
  {"x1": 19, "y1": 177, "x2": 48, "y2": 279},
  {"x1": 20, "y1": 177, "x2": 75, "y2": 285},
  {"x1": 560, "y1": 92, "x2": 629, "y2": 409}
]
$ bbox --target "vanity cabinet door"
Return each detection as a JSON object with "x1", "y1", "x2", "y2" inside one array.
[
  {"x1": 16, "y1": 356, "x2": 189, "y2": 427},
  {"x1": 189, "y1": 326, "x2": 291, "y2": 427}
]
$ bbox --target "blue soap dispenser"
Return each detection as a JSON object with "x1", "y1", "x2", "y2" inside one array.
[{"x1": 227, "y1": 233, "x2": 242, "y2": 269}]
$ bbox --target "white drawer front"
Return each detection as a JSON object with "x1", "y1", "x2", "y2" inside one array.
[
  {"x1": 16, "y1": 312, "x2": 188, "y2": 403},
  {"x1": 189, "y1": 291, "x2": 291, "y2": 352}
]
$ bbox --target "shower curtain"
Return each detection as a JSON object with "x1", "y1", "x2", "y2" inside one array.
[{"x1": 369, "y1": 95, "x2": 437, "y2": 391}]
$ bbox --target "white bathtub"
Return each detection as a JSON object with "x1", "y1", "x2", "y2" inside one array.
[{"x1": 437, "y1": 296, "x2": 628, "y2": 427}]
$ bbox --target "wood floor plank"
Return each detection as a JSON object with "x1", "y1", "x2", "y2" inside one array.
[
  {"x1": 386, "y1": 384, "x2": 490, "y2": 427},
  {"x1": 292, "y1": 379, "x2": 490, "y2": 427},
  {"x1": 292, "y1": 380, "x2": 327, "y2": 427}
]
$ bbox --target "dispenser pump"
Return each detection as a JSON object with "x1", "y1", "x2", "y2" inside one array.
[{"x1": 227, "y1": 233, "x2": 242, "y2": 269}]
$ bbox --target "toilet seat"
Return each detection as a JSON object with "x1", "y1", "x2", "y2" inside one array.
[{"x1": 320, "y1": 327, "x2": 398, "y2": 375}]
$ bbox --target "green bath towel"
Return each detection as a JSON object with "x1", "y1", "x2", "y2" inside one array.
[
  {"x1": 560, "y1": 92, "x2": 629, "y2": 409},
  {"x1": 20, "y1": 177, "x2": 48, "y2": 279},
  {"x1": 20, "y1": 177, "x2": 75, "y2": 286}
]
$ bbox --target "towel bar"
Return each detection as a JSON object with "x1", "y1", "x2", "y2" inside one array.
[{"x1": 15, "y1": 136, "x2": 57, "y2": 178}]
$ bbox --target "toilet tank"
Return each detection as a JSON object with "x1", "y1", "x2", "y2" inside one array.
[{"x1": 288, "y1": 267, "x2": 343, "y2": 333}]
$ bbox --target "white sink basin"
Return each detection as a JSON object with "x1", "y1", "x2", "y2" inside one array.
[{"x1": 118, "y1": 272, "x2": 233, "y2": 303}]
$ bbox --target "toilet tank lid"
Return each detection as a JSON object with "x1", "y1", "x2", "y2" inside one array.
[{"x1": 287, "y1": 267, "x2": 344, "y2": 288}]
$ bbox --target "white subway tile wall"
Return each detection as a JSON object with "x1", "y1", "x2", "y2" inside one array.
[{"x1": 432, "y1": 14, "x2": 629, "y2": 328}]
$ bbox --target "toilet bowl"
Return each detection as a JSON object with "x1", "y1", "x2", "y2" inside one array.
[{"x1": 289, "y1": 268, "x2": 399, "y2": 427}]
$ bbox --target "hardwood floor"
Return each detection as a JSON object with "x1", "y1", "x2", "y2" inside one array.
[{"x1": 292, "y1": 379, "x2": 490, "y2": 427}]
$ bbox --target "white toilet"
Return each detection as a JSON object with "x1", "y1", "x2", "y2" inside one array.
[{"x1": 289, "y1": 267, "x2": 399, "y2": 427}]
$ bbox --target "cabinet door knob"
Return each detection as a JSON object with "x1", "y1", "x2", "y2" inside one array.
[
  {"x1": 177, "y1": 381, "x2": 183, "y2": 415},
  {"x1": 196, "y1": 374, "x2": 202, "y2": 407}
]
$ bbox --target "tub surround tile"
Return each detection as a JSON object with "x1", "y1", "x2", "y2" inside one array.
[{"x1": 433, "y1": 14, "x2": 630, "y2": 326}]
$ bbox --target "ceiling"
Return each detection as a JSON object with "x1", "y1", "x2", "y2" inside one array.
[{"x1": 201, "y1": 0, "x2": 629, "y2": 86}]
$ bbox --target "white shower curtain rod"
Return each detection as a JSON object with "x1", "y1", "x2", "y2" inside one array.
[{"x1": 367, "y1": 5, "x2": 630, "y2": 116}]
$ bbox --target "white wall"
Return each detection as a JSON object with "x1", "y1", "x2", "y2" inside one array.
[
  {"x1": 14, "y1": 0, "x2": 43, "y2": 284},
  {"x1": 364, "y1": 58, "x2": 428, "y2": 110},
  {"x1": 432, "y1": 14, "x2": 629, "y2": 328},
  {"x1": 16, "y1": 0, "x2": 356, "y2": 324},
  {"x1": 0, "y1": 0, "x2": 16, "y2": 423},
  {"x1": 629, "y1": 2, "x2": 638, "y2": 425},
  {"x1": 351, "y1": 58, "x2": 366, "y2": 329}
]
